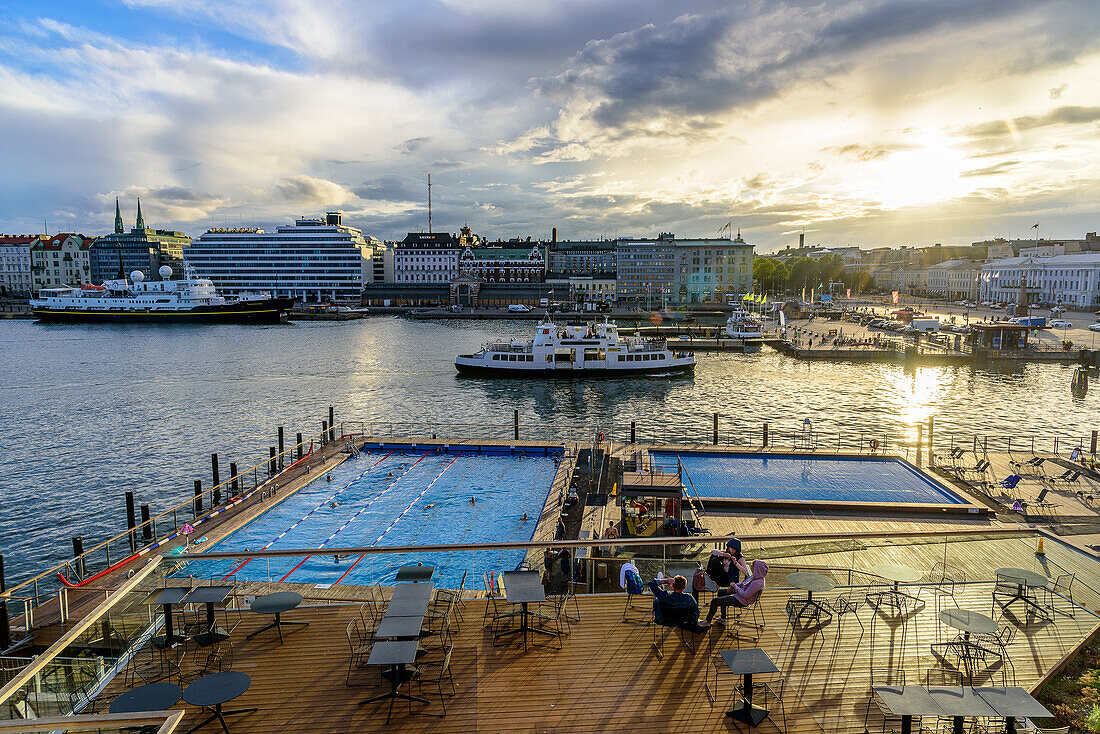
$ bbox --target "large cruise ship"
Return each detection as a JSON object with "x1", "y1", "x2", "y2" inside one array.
[
  {"x1": 30, "y1": 265, "x2": 294, "y2": 323},
  {"x1": 455, "y1": 319, "x2": 695, "y2": 376}
]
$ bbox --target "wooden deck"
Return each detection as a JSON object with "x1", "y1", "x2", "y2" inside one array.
[{"x1": 99, "y1": 567, "x2": 1099, "y2": 733}]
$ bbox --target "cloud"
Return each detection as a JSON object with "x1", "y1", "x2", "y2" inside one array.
[
  {"x1": 1049, "y1": 83, "x2": 1067, "y2": 99},
  {"x1": 397, "y1": 137, "x2": 430, "y2": 155},
  {"x1": 960, "y1": 160, "x2": 1021, "y2": 178},
  {"x1": 822, "y1": 143, "x2": 912, "y2": 161},
  {"x1": 273, "y1": 176, "x2": 353, "y2": 207},
  {"x1": 959, "y1": 106, "x2": 1100, "y2": 139}
]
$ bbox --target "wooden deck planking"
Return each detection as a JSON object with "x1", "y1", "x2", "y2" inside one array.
[{"x1": 95, "y1": 571, "x2": 1098, "y2": 734}]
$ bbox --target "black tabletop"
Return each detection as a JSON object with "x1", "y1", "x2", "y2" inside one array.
[
  {"x1": 109, "y1": 682, "x2": 183, "y2": 714},
  {"x1": 391, "y1": 583, "x2": 434, "y2": 605},
  {"x1": 940, "y1": 609, "x2": 997, "y2": 635},
  {"x1": 144, "y1": 587, "x2": 191, "y2": 606},
  {"x1": 384, "y1": 596, "x2": 430, "y2": 618},
  {"x1": 376, "y1": 615, "x2": 424, "y2": 639},
  {"x1": 719, "y1": 649, "x2": 779, "y2": 676},
  {"x1": 183, "y1": 671, "x2": 251, "y2": 707},
  {"x1": 974, "y1": 687, "x2": 1053, "y2": 718},
  {"x1": 368, "y1": 640, "x2": 419, "y2": 666},
  {"x1": 926, "y1": 687, "x2": 999, "y2": 717},
  {"x1": 786, "y1": 572, "x2": 836, "y2": 593},
  {"x1": 872, "y1": 686, "x2": 944, "y2": 717},
  {"x1": 181, "y1": 586, "x2": 234, "y2": 605},
  {"x1": 503, "y1": 571, "x2": 546, "y2": 604},
  {"x1": 995, "y1": 568, "x2": 1048, "y2": 588},
  {"x1": 250, "y1": 591, "x2": 303, "y2": 615},
  {"x1": 396, "y1": 564, "x2": 435, "y2": 583}
]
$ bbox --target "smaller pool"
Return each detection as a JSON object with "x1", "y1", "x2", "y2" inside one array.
[{"x1": 651, "y1": 452, "x2": 965, "y2": 504}]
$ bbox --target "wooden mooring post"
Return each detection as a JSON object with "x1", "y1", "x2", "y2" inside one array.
[
  {"x1": 329, "y1": 406, "x2": 335, "y2": 443},
  {"x1": 140, "y1": 505, "x2": 152, "y2": 541},
  {"x1": 928, "y1": 416, "x2": 935, "y2": 465},
  {"x1": 630, "y1": 421, "x2": 636, "y2": 444},
  {"x1": 0, "y1": 554, "x2": 9, "y2": 650},
  {"x1": 514, "y1": 409, "x2": 519, "y2": 441},
  {"x1": 916, "y1": 424, "x2": 923, "y2": 467},
  {"x1": 713, "y1": 412, "x2": 719, "y2": 445},
  {"x1": 230, "y1": 463, "x2": 239, "y2": 495},
  {"x1": 278, "y1": 427, "x2": 285, "y2": 469},
  {"x1": 72, "y1": 536, "x2": 86, "y2": 578},
  {"x1": 1092, "y1": 430, "x2": 1098, "y2": 455},
  {"x1": 763, "y1": 422, "x2": 769, "y2": 448},
  {"x1": 269, "y1": 447, "x2": 277, "y2": 476},
  {"x1": 193, "y1": 480, "x2": 202, "y2": 516},
  {"x1": 321, "y1": 421, "x2": 328, "y2": 446},
  {"x1": 296, "y1": 433, "x2": 304, "y2": 460},
  {"x1": 125, "y1": 491, "x2": 136, "y2": 552}
]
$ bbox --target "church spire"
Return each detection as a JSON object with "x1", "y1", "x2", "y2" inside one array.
[
  {"x1": 114, "y1": 198, "x2": 124, "y2": 233},
  {"x1": 135, "y1": 198, "x2": 145, "y2": 230}
]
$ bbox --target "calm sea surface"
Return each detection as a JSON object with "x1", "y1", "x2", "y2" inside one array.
[{"x1": 0, "y1": 316, "x2": 1094, "y2": 586}]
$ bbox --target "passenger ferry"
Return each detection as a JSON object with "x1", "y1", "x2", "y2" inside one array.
[
  {"x1": 455, "y1": 319, "x2": 695, "y2": 376},
  {"x1": 724, "y1": 310, "x2": 765, "y2": 339},
  {"x1": 30, "y1": 265, "x2": 294, "y2": 323}
]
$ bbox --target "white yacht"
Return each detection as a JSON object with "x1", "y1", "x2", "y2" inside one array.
[
  {"x1": 31, "y1": 265, "x2": 294, "y2": 323},
  {"x1": 455, "y1": 320, "x2": 695, "y2": 376},
  {"x1": 724, "y1": 309, "x2": 765, "y2": 339}
]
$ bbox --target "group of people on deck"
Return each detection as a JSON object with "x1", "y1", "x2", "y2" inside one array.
[{"x1": 648, "y1": 536, "x2": 769, "y2": 632}]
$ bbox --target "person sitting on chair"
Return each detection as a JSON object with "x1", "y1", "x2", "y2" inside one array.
[
  {"x1": 701, "y1": 560, "x2": 770, "y2": 626},
  {"x1": 649, "y1": 575, "x2": 710, "y2": 634},
  {"x1": 706, "y1": 537, "x2": 749, "y2": 591}
]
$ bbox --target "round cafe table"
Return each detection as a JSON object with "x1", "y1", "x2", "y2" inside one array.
[
  {"x1": 785, "y1": 572, "x2": 835, "y2": 626},
  {"x1": 246, "y1": 591, "x2": 308, "y2": 643},
  {"x1": 995, "y1": 567, "x2": 1049, "y2": 618},
  {"x1": 937, "y1": 609, "x2": 998, "y2": 682},
  {"x1": 182, "y1": 671, "x2": 257, "y2": 733},
  {"x1": 868, "y1": 563, "x2": 924, "y2": 613},
  {"x1": 109, "y1": 682, "x2": 182, "y2": 714}
]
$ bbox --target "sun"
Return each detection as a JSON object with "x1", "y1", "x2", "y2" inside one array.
[{"x1": 849, "y1": 140, "x2": 973, "y2": 210}]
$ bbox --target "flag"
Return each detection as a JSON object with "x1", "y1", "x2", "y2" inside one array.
[
  {"x1": 742, "y1": 293, "x2": 753, "y2": 301},
  {"x1": 892, "y1": 290, "x2": 900, "y2": 304},
  {"x1": 801, "y1": 286, "x2": 806, "y2": 301},
  {"x1": 846, "y1": 288, "x2": 851, "y2": 299},
  {"x1": 762, "y1": 295, "x2": 767, "y2": 304}
]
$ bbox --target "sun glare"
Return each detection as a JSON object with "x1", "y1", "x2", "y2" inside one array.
[{"x1": 850, "y1": 142, "x2": 972, "y2": 209}]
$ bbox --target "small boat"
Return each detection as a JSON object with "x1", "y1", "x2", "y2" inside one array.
[
  {"x1": 1072, "y1": 367, "x2": 1088, "y2": 396},
  {"x1": 455, "y1": 319, "x2": 695, "y2": 376}
]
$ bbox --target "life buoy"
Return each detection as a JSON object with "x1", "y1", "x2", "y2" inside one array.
[
  {"x1": 869, "y1": 438, "x2": 879, "y2": 451},
  {"x1": 596, "y1": 431, "x2": 606, "y2": 442}
]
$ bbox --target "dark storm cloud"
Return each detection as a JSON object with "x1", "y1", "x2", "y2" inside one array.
[
  {"x1": 531, "y1": 0, "x2": 1062, "y2": 135},
  {"x1": 959, "y1": 106, "x2": 1100, "y2": 139}
]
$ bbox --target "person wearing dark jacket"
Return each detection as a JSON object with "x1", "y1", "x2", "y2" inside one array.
[{"x1": 649, "y1": 576, "x2": 709, "y2": 634}]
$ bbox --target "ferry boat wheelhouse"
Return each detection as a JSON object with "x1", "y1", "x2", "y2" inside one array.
[
  {"x1": 30, "y1": 266, "x2": 294, "y2": 323},
  {"x1": 455, "y1": 320, "x2": 695, "y2": 376}
]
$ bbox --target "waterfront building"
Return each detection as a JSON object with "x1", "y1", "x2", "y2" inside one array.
[
  {"x1": 569, "y1": 275, "x2": 616, "y2": 303},
  {"x1": 925, "y1": 259, "x2": 981, "y2": 300},
  {"x1": 547, "y1": 238, "x2": 618, "y2": 278},
  {"x1": 392, "y1": 232, "x2": 460, "y2": 284},
  {"x1": 979, "y1": 253, "x2": 1100, "y2": 309},
  {"x1": 90, "y1": 199, "x2": 190, "y2": 283},
  {"x1": 616, "y1": 233, "x2": 753, "y2": 305},
  {"x1": 30, "y1": 234, "x2": 92, "y2": 293},
  {"x1": 184, "y1": 212, "x2": 377, "y2": 302},
  {"x1": 459, "y1": 245, "x2": 545, "y2": 284},
  {"x1": 0, "y1": 235, "x2": 35, "y2": 298}
]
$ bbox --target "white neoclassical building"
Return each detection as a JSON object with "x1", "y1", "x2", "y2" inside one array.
[{"x1": 979, "y1": 254, "x2": 1100, "y2": 309}]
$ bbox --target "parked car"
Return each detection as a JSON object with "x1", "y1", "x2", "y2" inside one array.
[
  {"x1": 1089, "y1": 323, "x2": 1100, "y2": 333},
  {"x1": 1049, "y1": 320, "x2": 1073, "y2": 328}
]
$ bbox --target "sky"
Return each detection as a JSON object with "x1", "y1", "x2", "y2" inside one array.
[{"x1": 0, "y1": 0, "x2": 1098, "y2": 252}]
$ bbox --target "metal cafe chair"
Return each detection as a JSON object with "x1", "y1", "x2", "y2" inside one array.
[{"x1": 865, "y1": 668, "x2": 906, "y2": 734}]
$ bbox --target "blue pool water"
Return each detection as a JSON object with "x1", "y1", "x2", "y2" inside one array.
[
  {"x1": 651, "y1": 452, "x2": 964, "y2": 504},
  {"x1": 179, "y1": 447, "x2": 561, "y2": 588}
]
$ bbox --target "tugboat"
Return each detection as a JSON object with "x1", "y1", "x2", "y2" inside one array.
[
  {"x1": 455, "y1": 319, "x2": 695, "y2": 376},
  {"x1": 30, "y1": 265, "x2": 294, "y2": 323}
]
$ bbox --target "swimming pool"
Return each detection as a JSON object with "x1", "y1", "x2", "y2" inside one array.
[
  {"x1": 650, "y1": 452, "x2": 965, "y2": 504},
  {"x1": 179, "y1": 447, "x2": 562, "y2": 588}
]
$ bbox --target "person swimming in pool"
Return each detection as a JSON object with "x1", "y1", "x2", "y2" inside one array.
[
  {"x1": 387, "y1": 472, "x2": 395, "y2": 478},
  {"x1": 469, "y1": 496, "x2": 477, "y2": 505},
  {"x1": 521, "y1": 513, "x2": 528, "y2": 522},
  {"x1": 330, "y1": 501, "x2": 339, "y2": 508},
  {"x1": 326, "y1": 474, "x2": 332, "y2": 482},
  {"x1": 424, "y1": 503, "x2": 436, "y2": 510}
]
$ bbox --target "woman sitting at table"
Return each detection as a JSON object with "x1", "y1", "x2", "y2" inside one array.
[{"x1": 701, "y1": 559, "x2": 769, "y2": 627}]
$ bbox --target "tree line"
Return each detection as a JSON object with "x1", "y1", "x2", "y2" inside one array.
[{"x1": 752, "y1": 254, "x2": 876, "y2": 294}]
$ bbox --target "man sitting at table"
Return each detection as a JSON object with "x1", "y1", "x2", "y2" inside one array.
[
  {"x1": 649, "y1": 575, "x2": 710, "y2": 634},
  {"x1": 700, "y1": 559, "x2": 770, "y2": 627}
]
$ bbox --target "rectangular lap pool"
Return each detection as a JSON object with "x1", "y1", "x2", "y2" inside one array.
[
  {"x1": 650, "y1": 452, "x2": 965, "y2": 504},
  {"x1": 179, "y1": 446, "x2": 562, "y2": 589}
]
